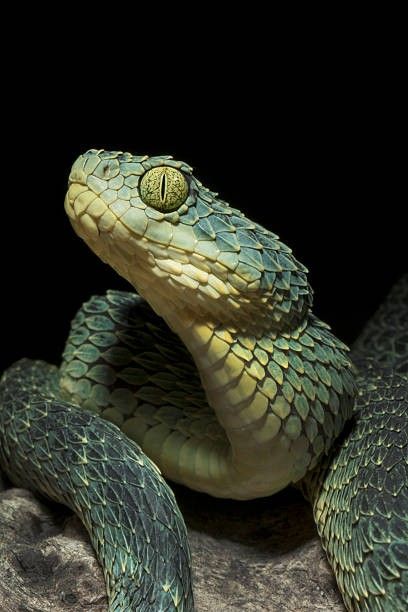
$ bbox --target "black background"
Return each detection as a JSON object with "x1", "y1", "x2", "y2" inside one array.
[{"x1": 1, "y1": 81, "x2": 405, "y2": 373}]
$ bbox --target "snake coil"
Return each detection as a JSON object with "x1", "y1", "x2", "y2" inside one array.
[{"x1": 1, "y1": 150, "x2": 407, "y2": 611}]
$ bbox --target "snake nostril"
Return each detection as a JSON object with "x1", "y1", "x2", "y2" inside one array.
[{"x1": 93, "y1": 158, "x2": 120, "y2": 181}]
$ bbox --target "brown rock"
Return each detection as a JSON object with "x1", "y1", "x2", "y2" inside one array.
[
  {"x1": 0, "y1": 482, "x2": 344, "y2": 611},
  {"x1": 0, "y1": 488, "x2": 107, "y2": 611}
]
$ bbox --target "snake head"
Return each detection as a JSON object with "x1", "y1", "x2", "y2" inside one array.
[{"x1": 66, "y1": 149, "x2": 312, "y2": 333}]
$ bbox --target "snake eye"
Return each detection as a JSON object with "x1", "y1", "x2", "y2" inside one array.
[{"x1": 140, "y1": 167, "x2": 189, "y2": 212}]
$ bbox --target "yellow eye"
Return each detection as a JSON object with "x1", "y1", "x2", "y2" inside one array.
[{"x1": 140, "y1": 167, "x2": 189, "y2": 212}]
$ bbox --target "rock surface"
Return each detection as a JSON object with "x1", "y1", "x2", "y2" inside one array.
[{"x1": 0, "y1": 476, "x2": 344, "y2": 611}]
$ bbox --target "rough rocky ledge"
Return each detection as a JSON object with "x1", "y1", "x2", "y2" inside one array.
[{"x1": 0, "y1": 476, "x2": 344, "y2": 611}]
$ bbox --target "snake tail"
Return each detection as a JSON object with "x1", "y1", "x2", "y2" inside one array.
[{"x1": 0, "y1": 360, "x2": 193, "y2": 611}]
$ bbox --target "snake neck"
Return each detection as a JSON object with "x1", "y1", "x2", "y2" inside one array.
[{"x1": 160, "y1": 302, "x2": 356, "y2": 500}]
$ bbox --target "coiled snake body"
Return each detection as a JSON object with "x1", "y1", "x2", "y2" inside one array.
[{"x1": 0, "y1": 150, "x2": 407, "y2": 610}]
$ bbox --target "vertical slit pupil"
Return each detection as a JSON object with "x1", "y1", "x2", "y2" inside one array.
[{"x1": 160, "y1": 173, "x2": 167, "y2": 203}]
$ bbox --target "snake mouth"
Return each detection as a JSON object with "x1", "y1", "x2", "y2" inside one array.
[
  {"x1": 66, "y1": 182, "x2": 97, "y2": 215},
  {"x1": 65, "y1": 183, "x2": 103, "y2": 243}
]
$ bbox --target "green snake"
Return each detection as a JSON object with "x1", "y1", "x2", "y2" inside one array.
[{"x1": 0, "y1": 149, "x2": 407, "y2": 611}]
